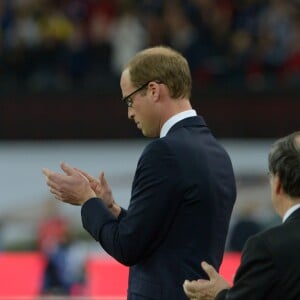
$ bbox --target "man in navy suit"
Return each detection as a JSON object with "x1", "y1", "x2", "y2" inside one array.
[
  {"x1": 43, "y1": 46, "x2": 236, "y2": 299},
  {"x1": 183, "y1": 131, "x2": 300, "y2": 300}
]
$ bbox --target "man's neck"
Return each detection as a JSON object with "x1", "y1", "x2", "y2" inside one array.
[{"x1": 160, "y1": 98, "x2": 192, "y2": 129}]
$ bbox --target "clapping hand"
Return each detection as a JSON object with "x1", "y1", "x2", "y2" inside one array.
[{"x1": 42, "y1": 162, "x2": 96, "y2": 206}]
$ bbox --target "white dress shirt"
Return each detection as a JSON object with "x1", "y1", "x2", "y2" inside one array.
[
  {"x1": 160, "y1": 110, "x2": 197, "y2": 138},
  {"x1": 282, "y1": 203, "x2": 300, "y2": 223}
]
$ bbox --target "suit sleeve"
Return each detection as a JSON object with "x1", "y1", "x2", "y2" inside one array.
[
  {"x1": 81, "y1": 140, "x2": 181, "y2": 266},
  {"x1": 216, "y1": 235, "x2": 277, "y2": 300}
]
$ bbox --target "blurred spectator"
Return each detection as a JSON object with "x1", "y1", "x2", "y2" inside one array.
[
  {"x1": 227, "y1": 203, "x2": 263, "y2": 252},
  {"x1": 254, "y1": 0, "x2": 296, "y2": 85},
  {"x1": 109, "y1": 0, "x2": 147, "y2": 77},
  {"x1": 1, "y1": 0, "x2": 300, "y2": 92},
  {"x1": 37, "y1": 200, "x2": 81, "y2": 295},
  {"x1": 0, "y1": 218, "x2": 4, "y2": 251},
  {"x1": 164, "y1": 0, "x2": 211, "y2": 81},
  {"x1": 85, "y1": 0, "x2": 116, "y2": 89},
  {"x1": 139, "y1": 0, "x2": 167, "y2": 47},
  {"x1": 281, "y1": 14, "x2": 300, "y2": 86}
]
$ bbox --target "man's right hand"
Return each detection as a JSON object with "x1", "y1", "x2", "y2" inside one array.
[{"x1": 75, "y1": 168, "x2": 116, "y2": 209}]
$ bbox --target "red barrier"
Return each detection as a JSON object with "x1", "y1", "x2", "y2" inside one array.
[
  {"x1": 219, "y1": 252, "x2": 241, "y2": 284},
  {"x1": 85, "y1": 255, "x2": 129, "y2": 297},
  {"x1": 0, "y1": 252, "x2": 45, "y2": 297},
  {"x1": 0, "y1": 252, "x2": 240, "y2": 297}
]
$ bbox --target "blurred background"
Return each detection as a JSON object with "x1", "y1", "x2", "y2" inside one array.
[{"x1": 0, "y1": 0, "x2": 300, "y2": 298}]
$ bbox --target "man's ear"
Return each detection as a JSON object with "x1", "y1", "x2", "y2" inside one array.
[
  {"x1": 148, "y1": 82, "x2": 161, "y2": 102},
  {"x1": 274, "y1": 175, "x2": 282, "y2": 195}
]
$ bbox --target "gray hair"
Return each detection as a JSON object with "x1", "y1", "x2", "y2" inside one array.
[{"x1": 268, "y1": 131, "x2": 300, "y2": 198}]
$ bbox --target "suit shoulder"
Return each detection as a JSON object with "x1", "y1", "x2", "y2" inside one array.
[
  {"x1": 142, "y1": 138, "x2": 172, "y2": 157},
  {"x1": 245, "y1": 223, "x2": 289, "y2": 253},
  {"x1": 246, "y1": 224, "x2": 281, "y2": 243}
]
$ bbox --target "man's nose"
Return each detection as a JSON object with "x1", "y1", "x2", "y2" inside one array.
[{"x1": 128, "y1": 107, "x2": 134, "y2": 120}]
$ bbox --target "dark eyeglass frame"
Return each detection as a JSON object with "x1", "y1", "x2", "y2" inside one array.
[{"x1": 122, "y1": 80, "x2": 163, "y2": 108}]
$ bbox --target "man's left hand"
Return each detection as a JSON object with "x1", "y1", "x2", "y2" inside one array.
[{"x1": 42, "y1": 162, "x2": 96, "y2": 206}]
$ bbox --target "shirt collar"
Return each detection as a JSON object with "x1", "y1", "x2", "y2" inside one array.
[
  {"x1": 160, "y1": 109, "x2": 197, "y2": 138},
  {"x1": 282, "y1": 204, "x2": 300, "y2": 223}
]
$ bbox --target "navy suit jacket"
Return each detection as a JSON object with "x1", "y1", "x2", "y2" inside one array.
[
  {"x1": 216, "y1": 207, "x2": 300, "y2": 300},
  {"x1": 81, "y1": 116, "x2": 236, "y2": 299}
]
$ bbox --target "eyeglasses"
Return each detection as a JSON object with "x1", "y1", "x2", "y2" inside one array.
[
  {"x1": 122, "y1": 80, "x2": 163, "y2": 108},
  {"x1": 121, "y1": 81, "x2": 150, "y2": 108}
]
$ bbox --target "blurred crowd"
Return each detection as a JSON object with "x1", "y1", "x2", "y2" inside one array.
[{"x1": 1, "y1": 0, "x2": 300, "y2": 93}]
